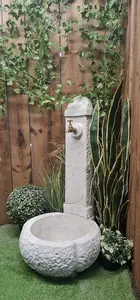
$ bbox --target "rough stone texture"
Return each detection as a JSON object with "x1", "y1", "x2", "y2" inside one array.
[
  {"x1": 64, "y1": 96, "x2": 93, "y2": 219},
  {"x1": 65, "y1": 95, "x2": 93, "y2": 117},
  {"x1": 19, "y1": 213, "x2": 101, "y2": 277}
]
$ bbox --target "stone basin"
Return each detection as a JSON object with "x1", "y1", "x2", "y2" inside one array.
[{"x1": 19, "y1": 213, "x2": 101, "y2": 277}]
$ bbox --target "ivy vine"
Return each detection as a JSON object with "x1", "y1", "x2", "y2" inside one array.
[
  {"x1": 77, "y1": 0, "x2": 128, "y2": 114},
  {"x1": 0, "y1": 0, "x2": 128, "y2": 116}
]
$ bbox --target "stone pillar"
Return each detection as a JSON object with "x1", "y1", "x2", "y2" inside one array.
[{"x1": 64, "y1": 95, "x2": 93, "y2": 219}]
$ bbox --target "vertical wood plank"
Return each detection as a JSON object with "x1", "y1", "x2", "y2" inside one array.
[
  {"x1": 50, "y1": 107, "x2": 64, "y2": 147},
  {"x1": 125, "y1": 0, "x2": 140, "y2": 292},
  {"x1": 30, "y1": 108, "x2": 49, "y2": 185},
  {"x1": 83, "y1": 0, "x2": 101, "y2": 92},
  {"x1": 2, "y1": 0, "x2": 31, "y2": 190},
  {"x1": 60, "y1": 0, "x2": 84, "y2": 141},
  {"x1": 8, "y1": 91, "x2": 31, "y2": 188},
  {"x1": 123, "y1": 6, "x2": 130, "y2": 100},
  {"x1": 126, "y1": 0, "x2": 137, "y2": 241},
  {"x1": 130, "y1": 0, "x2": 140, "y2": 291},
  {"x1": 49, "y1": 4, "x2": 64, "y2": 149},
  {"x1": 0, "y1": 117, "x2": 12, "y2": 224},
  {"x1": 61, "y1": 0, "x2": 84, "y2": 96},
  {"x1": 0, "y1": 0, "x2": 12, "y2": 224}
]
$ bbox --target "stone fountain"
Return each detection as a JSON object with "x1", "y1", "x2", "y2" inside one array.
[{"x1": 19, "y1": 96, "x2": 101, "y2": 277}]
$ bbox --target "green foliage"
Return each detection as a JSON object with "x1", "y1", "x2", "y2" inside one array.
[
  {"x1": 39, "y1": 144, "x2": 65, "y2": 212},
  {"x1": 100, "y1": 227, "x2": 133, "y2": 266},
  {"x1": 90, "y1": 82, "x2": 130, "y2": 230},
  {"x1": 77, "y1": 0, "x2": 128, "y2": 114},
  {"x1": 6, "y1": 184, "x2": 48, "y2": 226},
  {"x1": 0, "y1": 0, "x2": 71, "y2": 114},
  {"x1": 0, "y1": 0, "x2": 127, "y2": 115}
]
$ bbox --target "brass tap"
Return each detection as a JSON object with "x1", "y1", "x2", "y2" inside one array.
[{"x1": 67, "y1": 120, "x2": 77, "y2": 134}]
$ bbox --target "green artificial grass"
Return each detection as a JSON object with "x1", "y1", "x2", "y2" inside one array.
[{"x1": 0, "y1": 225, "x2": 135, "y2": 300}]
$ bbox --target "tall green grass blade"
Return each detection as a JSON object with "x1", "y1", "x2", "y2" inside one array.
[
  {"x1": 90, "y1": 103, "x2": 100, "y2": 167},
  {"x1": 106, "y1": 150, "x2": 123, "y2": 206},
  {"x1": 121, "y1": 99, "x2": 130, "y2": 169},
  {"x1": 103, "y1": 206, "x2": 111, "y2": 228},
  {"x1": 111, "y1": 175, "x2": 124, "y2": 229},
  {"x1": 102, "y1": 115, "x2": 107, "y2": 168},
  {"x1": 106, "y1": 81, "x2": 123, "y2": 166}
]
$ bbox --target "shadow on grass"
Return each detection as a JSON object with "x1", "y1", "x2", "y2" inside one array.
[
  {"x1": 5, "y1": 224, "x2": 21, "y2": 239},
  {"x1": 25, "y1": 260, "x2": 101, "y2": 286}
]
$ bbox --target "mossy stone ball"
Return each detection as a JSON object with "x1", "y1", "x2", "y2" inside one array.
[{"x1": 6, "y1": 184, "x2": 48, "y2": 226}]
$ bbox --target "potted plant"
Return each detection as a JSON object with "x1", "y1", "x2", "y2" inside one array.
[
  {"x1": 90, "y1": 82, "x2": 133, "y2": 270},
  {"x1": 90, "y1": 81, "x2": 130, "y2": 231},
  {"x1": 100, "y1": 227, "x2": 133, "y2": 271}
]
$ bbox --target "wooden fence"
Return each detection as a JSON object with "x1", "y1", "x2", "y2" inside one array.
[
  {"x1": 124, "y1": 0, "x2": 140, "y2": 292},
  {"x1": 0, "y1": 94, "x2": 65, "y2": 224},
  {"x1": 0, "y1": 0, "x2": 96, "y2": 224}
]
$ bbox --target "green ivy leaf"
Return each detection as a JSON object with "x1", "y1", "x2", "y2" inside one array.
[
  {"x1": 66, "y1": 80, "x2": 72, "y2": 86},
  {"x1": 77, "y1": 5, "x2": 81, "y2": 12},
  {"x1": 14, "y1": 88, "x2": 20, "y2": 94},
  {"x1": 7, "y1": 81, "x2": 13, "y2": 86},
  {"x1": 47, "y1": 64, "x2": 53, "y2": 69},
  {"x1": 33, "y1": 56, "x2": 40, "y2": 60}
]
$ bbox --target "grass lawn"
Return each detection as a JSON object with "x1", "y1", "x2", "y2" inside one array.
[{"x1": 0, "y1": 225, "x2": 135, "y2": 300}]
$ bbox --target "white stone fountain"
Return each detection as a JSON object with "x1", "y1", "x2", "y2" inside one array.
[{"x1": 19, "y1": 96, "x2": 101, "y2": 277}]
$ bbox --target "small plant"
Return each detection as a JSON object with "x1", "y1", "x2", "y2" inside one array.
[
  {"x1": 100, "y1": 227, "x2": 133, "y2": 266},
  {"x1": 90, "y1": 81, "x2": 130, "y2": 230},
  {"x1": 39, "y1": 144, "x2": 65, "y2": 212},
  {"x1": 6, "y1": 184, "x2": 48, "y2": 226}
]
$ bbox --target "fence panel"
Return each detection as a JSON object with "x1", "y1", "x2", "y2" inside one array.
[
  {"x1": 8, "y1": 91, "x2": 31, "y2": 189},
  {"x1": 125, "y1": 0, "x2": 140, "y2": 292},
  {"x1": 0, "y1": 117, "x2": 12, "y2": 224},
  {"x1": 0, "y1": 0, "x2": 100, "y2": 224},
  {"x1": 30, "y1": 108, "x2": 50, "y2": 185}
]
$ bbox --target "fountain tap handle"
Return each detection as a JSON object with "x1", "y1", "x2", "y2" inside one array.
[{"x1": 67, "y1": 120, "x2": 77, "y2": 134}]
